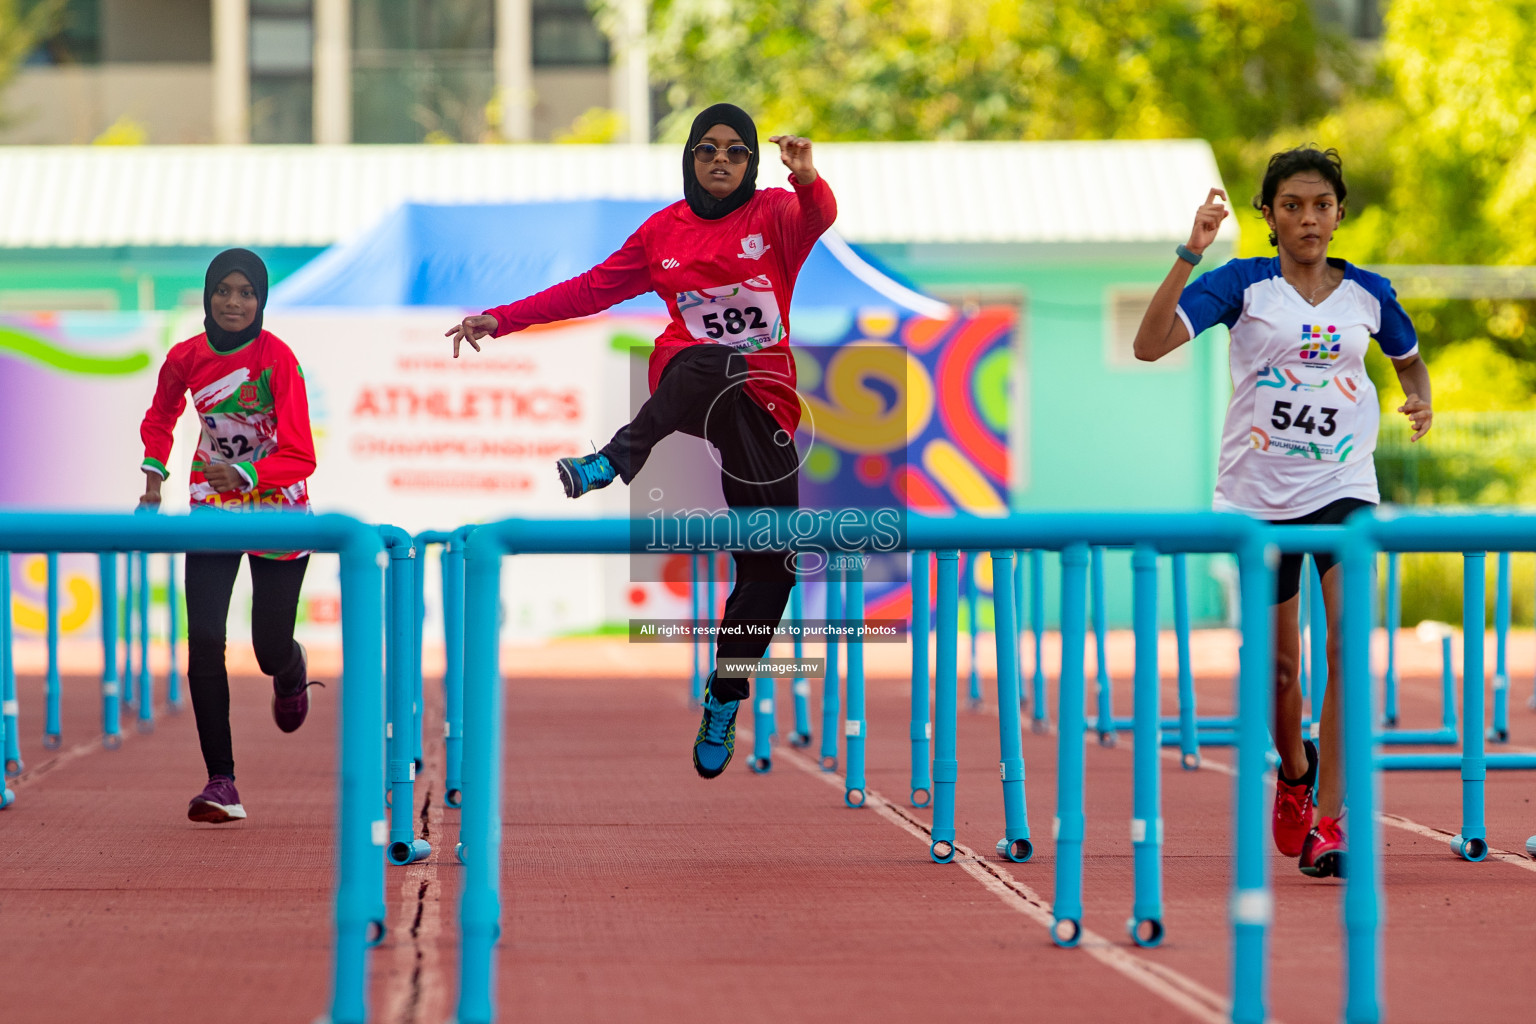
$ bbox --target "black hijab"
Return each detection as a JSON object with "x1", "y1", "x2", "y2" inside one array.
[
  {"x1": 203, "y1": 248, "x2": 269, "y2": 352},
  {"x1": 682, "y1": 103, "x2": 760, "y2": 220}
]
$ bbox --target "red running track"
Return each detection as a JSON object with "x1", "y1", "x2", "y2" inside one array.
[{"x1": 1, "y1": 651, "x2": 1534, "y2": 1023}]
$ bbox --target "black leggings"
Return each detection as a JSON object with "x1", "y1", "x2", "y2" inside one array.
[
  {"x1": 184, "y1": 553, "x2": 309, "y2": 779},
  {"x1": 602, "y1": 345, "x2": 799, "y2": 703}
]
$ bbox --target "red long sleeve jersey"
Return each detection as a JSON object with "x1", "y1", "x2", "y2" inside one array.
[
  {"x1": 483, "y1": 174, "x2": 837, "y2": 435},
  {"x1": 140, "y1": 331, "x2": 316, "y2": 527}
]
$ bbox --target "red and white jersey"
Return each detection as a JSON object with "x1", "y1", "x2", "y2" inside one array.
[
  {"x1": 483, "y1": 174, "x2": 837, "y2": 434},
  {"x1": 140, "y1": 331, "x2": 316, "y2": 556}
]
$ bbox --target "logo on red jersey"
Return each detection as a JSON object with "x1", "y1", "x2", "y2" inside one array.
[
  {"x1": 660, "y1": 258, "x2": 680, "y2": 270},
  {"x1": 737, "y1": 233, "x2": 771, "y2": 260},
  {"x1": 238, "y1": 382, "x2": 259, "y2": 406}
]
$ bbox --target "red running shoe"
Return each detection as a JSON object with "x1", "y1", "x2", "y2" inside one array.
[
  {"x1": 1272, "y1": 775, "x2": 1315, "y2": 858},
  {"x1": 1299, "y1": 815, "x2": 1347, "y2": 878}
]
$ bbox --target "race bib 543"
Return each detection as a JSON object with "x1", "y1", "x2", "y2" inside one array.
[{"x1": 1249, "y1": 366, "x2": 1366, "y2": 462}]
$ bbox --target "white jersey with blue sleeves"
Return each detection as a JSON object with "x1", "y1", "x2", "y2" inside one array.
[{"x1": 1177, "y1": 257, "x2": 1417, "y2": 519}]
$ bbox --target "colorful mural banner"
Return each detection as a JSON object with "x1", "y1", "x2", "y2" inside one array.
[{"x1": 0, "y1": 306, "x2": 1017, "y2": 639}]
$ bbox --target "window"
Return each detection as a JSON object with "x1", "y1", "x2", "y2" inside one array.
[
  {"x1": 1105, "y1": 286, "x2": 1187, "y2": 368},
  {"x1": 250, "y1": 0, "x2": 314, "y2": 143},
  {"x1": 532, "y1": 0, "x2": 608, "y2": 67},
  {"x1": 353, "y1": 0, "x2": 495, "y2": 143},
  {"x1": 24, "y1": 0, "x2": 100, "y2": 65}
]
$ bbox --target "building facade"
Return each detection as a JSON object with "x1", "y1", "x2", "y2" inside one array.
[{"x1": 5, "y1": 0, "x2": 650, "y2": 145}]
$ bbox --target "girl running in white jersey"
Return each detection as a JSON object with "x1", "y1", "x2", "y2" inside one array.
[{"x1": 1134, "y1": 147, "x2": 1432, "y2": 878}]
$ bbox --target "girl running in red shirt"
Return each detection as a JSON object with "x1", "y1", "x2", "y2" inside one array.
[
  {"x1": 139, "y1": 248, "x2": 321, "y2": 823},
  {"x1": 446, "y1": 103, "x2": 835, "y2": 779}
]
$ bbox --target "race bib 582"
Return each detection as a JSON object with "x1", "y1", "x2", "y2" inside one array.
[{"x1": 675, "y1": 277, "x2": 784, "y2": 352}]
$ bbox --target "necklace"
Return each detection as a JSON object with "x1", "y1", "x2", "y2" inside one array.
[{"x1": 1286, "y1": 269, "x2": 1340, "y2": 306}]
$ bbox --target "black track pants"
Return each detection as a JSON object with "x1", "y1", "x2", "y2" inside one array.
[
  {"x1": 184, "y1": 553, "x2": 309, "y2": 779},
  {"x1": 601, "y1": 345, "x2": 798, "y2": 703}
]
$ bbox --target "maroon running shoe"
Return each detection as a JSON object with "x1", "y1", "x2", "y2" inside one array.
[
  {"x1": 1299, "y1": 815, "x2": 1347, "y2": 878},
  {"x1": 272, "y1": 642, "x2": 324, "y2": 734},
  {"x1": 187, "y1": 775, "x2": 246, "y2": 823}
]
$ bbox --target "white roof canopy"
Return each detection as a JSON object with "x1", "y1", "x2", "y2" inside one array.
[{"x1": 0, "y1": 139, "x2": 1234, "y2": 249}]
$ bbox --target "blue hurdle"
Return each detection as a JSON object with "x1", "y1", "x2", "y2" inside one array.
[
  {"x1": 415, "y1": 529, "x2": 467, "y2": 808},
  {"x1": 963, "y1": 551, "x2": 981, "y2": 708},
  {"x1": 0, "y1": 553, "x2": 15, "y2": 791},
  {"x1": 819, "y1": 564, "x2": 842, "y2": 771},
  {"x1": 750, "y1": 671, "x2": 775, "y2": 773},
  {"x1": 909, "y1": 551, "x2": 932, "y2": 807},
  {"x1": 1381, "y1": 551, "x2": 1400, "y2": 726},
  {"x1": 454, "y1": 511, "x2": 1304, "y2": 1024},
  {"x1": 98, "y1": 553, "x2": 123, "y2": 747},
  {"x1": 0, "y1": 512, "x2": 385, "y2": 1024},
  {"x1": 380, "y1": 526, "x2": 430, "y2": 866},
  {"x1": 3, "y1": 554, "x2": 28, "y2": 774},
  {"x1": 1027, "y1": 548, "x2": 1048, "y2": 732},
  {"x1": 788, "y1": 584, "x2": 812, "y2": 748},
  {"x1": 1362, "y1": 519, "x2": 1536, "y2": 875},
  {"x1": 166, "y1": 553, "x2": 182, "y2": 710},
  {"x1": 1490, "y1": 550, "x2": 1511, "y2": 742},
  {"x1": 135, "y1": 550, "x2": 152, "y2": 734},
  {"x1": 843, "y1": 559, "x2": 868, "y2": 807},
  {"x1": 121, "y1": 551, "x2": 135, "y2": 711},
  {"x1": 43, "y1": 552, "x2": 62, "y2": 747}
]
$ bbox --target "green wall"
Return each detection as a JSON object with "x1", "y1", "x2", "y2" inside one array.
[
  {"x1": 865, "y1": 239, "x2": 1237, "y2": 626},
  {"x1": 0, "y1": 247, "x2": 325, "y2": 311}
]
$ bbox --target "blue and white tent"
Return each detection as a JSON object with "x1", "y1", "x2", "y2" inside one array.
[{"x1": 270, "y1": 200, "x2": 948, "y2": 319}]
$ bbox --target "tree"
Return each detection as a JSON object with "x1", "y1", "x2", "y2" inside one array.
[
  {"x1": 636, "y1": 0, "x2": 1351, "y2": 168},
  {"x1": 0, "y1": 0, "x2": 64, "y2": 126}
]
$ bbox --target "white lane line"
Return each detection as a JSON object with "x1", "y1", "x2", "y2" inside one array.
[
  {"x1": 1170, "y1": 750, "x2": 1536, "y2": 874},
  {"x1": 10, "y1": 728, "x2": 138, "y2": 790},
  {"x1": 761, "y1": 734, "x2": 1248, "y2": 1024}
]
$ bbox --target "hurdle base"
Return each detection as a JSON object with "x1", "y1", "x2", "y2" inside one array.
[
  {"x1": 1128, "y1": 916, "x2": 1164, "y2": 949},
  {"x1": 387, "y1": 838, "x2": 432, "y2": 866},
  {"x1": 996, "y1": 837, "x2": 1033, "y2": 863},
  {"x1": 1451, "y1": 834, "x2": 1489, "y2": 862}
]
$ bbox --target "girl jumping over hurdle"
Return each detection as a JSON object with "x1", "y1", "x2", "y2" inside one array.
[
  {"x1": 139, "y1": 248, "x2": 320, "y2": 823},
  {"x1": 446, "y1": 103, "x2": 835, "y2": 780},
  {"x1": 1133, "y1": 147, "x2": 1432, "y2": 878}
]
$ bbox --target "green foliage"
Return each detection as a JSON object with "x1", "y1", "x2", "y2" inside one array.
[
  {"x1": 1395, "y1": 551, "x2": 1536, "y2": 633},
  {"x1": 1241, "y1": 1, "x2": 1536, "y2": 395},
  {"x1": 0, "y1": 0, "x2": 63, "y2": 124},
  {"x1": 638, "y1": 0, "x2": 1350, "y2": 146}
]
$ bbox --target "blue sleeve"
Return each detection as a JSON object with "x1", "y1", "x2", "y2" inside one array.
[
  {"x1": 1175, "y1": 260, "x2": 1248, "y2": 339},
  {"x1": 1357, "y1": 272, "x2": 1418, "y2": 357}
]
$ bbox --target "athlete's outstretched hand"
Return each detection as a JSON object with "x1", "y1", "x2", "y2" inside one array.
[
  {"x1": 446, "y1": 314, "x2": 496, "y2": 358},
  {"x1": 1399, "y1": 393, "x2": 1433, "y2": 442},
  {"x1": 1188, "y1": 188, "x2": 1229, "y2": 255},
  {"x1": 770, "y1": 135, "x2": 818, "y2": 186}
]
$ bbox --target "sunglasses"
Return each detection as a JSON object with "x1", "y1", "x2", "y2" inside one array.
[{"x1": 692, "y1": 143, "x2": 753, "y2": 164}]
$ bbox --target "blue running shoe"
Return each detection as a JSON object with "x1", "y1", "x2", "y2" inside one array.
[
  {"x1": 693, "y1": 691, "x2": 741, "y2": 779},
  {"x1": 557, "y1": 452, "x2": 617, "y2": 498}
]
